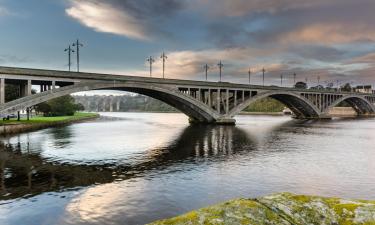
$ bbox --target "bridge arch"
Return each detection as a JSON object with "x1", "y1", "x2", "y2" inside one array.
[
  {"x1": 228, "y1": 91, "x2": 321, "y2": 119},
  {"x1": 0, "y1": 81, "x2": 221, "y2": 123},
  {"x1": 323, "y1": 95, "x2": 375, "y2": 115}
]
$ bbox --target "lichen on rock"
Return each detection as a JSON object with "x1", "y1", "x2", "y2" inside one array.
[{"x1": 148, "y1": 193, "x2": 375, "y2": 225}]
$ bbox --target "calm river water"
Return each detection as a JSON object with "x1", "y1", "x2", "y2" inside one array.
[{"x1": 1, "y1": 113, "x2": 375, "y2": 225}]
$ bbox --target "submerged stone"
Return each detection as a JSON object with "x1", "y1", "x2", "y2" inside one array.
[{"x1": 148, "y1": 193, "x2": 375, "y2": 225}]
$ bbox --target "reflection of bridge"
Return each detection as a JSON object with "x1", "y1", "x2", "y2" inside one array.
[
  {"x1": 0, "y1": 125, "x2": 252, "y2": 200},
  {"x1": 1, "y1": 66, "x2": 375, "y2": 124}
]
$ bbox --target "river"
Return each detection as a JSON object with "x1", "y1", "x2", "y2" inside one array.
[{"x1": 1, "y1": 112, "x2": 375, "y2": 225}]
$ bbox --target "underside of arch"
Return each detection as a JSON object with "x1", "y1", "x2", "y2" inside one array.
[
  {"x1": 0, "y1": 82, "x2": 219, "y2": 123},
  {"x1": 107, "y1": 87, "x2": 217, "y2": 123},
  {"x1": 329, "y1": 97, "x2": 375, "y2": 115},
  {"x1": 270, "y1": 94, "x2": 320, "y2": 119},
  {"x1": 229, "y1": 92, "x2": 321, "y2": 119}
]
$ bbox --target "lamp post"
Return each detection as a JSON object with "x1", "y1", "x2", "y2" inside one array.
[
  {"x1": 280, "y1": 73, "x2": 283, "y2": 87},
  {"x1": 64, "y1": 45, "x2": 74, "y2": 72},
  {"x1": 204, "y1": 64, "x2": 209, "y2": 81},
  {"x1": 160, "y1": 52, "x2": 167, "y2": 79},
  {"x1": 72, "y1": 39, "x2": 83, "y2": 72},
  {"x1": 147, "y1": 56, "x2": 155, "y2": 77},
  {"x1": 218, "y1": 61, "x2": 223, "y2": 82},
  {"x1": 262, "y1": 67, "x2": 265, "y2": 86},
  {"x1": 248, "y1": 68, "x2": 251, "y2": 85}
]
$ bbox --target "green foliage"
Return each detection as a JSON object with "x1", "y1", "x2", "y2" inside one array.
[
  {"x1": 341, "y1": 83, "x2": 352, "y2": 92},
  {"x1": 5, "y1": 84, "x2": 21, "y2": 102},
  {"x1": 294, "y1": 81, "x2": 308, "y2": 89},
  {"x1": 244, "y1": 97, "x2": 285, "y2": 112},
  {"x1": 35, "y1": 95, "x2": 85, "y2": 116}
]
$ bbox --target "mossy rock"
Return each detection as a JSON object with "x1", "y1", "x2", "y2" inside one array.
[{"x1": 149, "y1": 193, "x2": 375, "y2": 225}]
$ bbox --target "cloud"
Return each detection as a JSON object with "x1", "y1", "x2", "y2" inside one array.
[
  {"x1": 66, "y1": 0, "x2": 184, "y2": 40},
  {"x1": 62, "y1": 0, "x2": 375, "y2": 86},
  {"x1": 0, "y1": 6, "x2": 9, "y2": 16},
  {"x1": 281, "y1": 23, "x2": 375, "y2": 44},
  {"x1": 0, "y1": 54, "x2": 31, "y2": 64},
  {"x1": 197, "y1": 0, "x2": 338, "y2": 17}
]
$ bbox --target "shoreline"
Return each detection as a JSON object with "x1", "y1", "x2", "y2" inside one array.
[{"x1": 0, "y1": 112, "x2": 99, "y2": 136}]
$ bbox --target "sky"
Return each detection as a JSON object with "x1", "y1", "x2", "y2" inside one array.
[{"x1": 1, "y1": 0, "x2": 375, "y2": 88}]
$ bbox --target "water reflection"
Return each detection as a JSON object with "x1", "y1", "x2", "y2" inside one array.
[
  {"x1": 0, "y1": 124, "x2": 258, "y2": 201},
  {"x1": 1, "y1": 114, "x2": 375, "y2": 225}
]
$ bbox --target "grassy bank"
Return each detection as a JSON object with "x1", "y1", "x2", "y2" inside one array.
[
  {"x1": 0, "y1": 112, "x2": 99, "y2": 135},
  {"x1": 0, "y1": 112, "x2": 98, "y2": 124}
]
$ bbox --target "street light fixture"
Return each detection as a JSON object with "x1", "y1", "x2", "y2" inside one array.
[
  {"x1": 280, "y1": 73, "x2": 283, "y2": 87},
  {"x1": 147, "y1": 56, "x2": 155, "y2": 77},
  {"x1": 248, "y1": 68, "x2": 251, "y2": 85},
  {"x1": 262, "y1": 67, "x2": 266, "y2": 86},
  {"x1": 64, "y1": 45, "x2": 74, "y2": 72},
  {"x1": 160, "y1": 52, "x2": 167, "y2": 79},
  {"x1": 72, "y1": 39, "x2": 83, "y2": 72},
  {"x1": 218, "y1": 61, "x2": 223, "y2": 82},
  {"x1": 204, "y1": 64, "x2": 209, "y2": 81}
]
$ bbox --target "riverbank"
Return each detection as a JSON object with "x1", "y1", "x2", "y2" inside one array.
[
  {"x1": 0, "y1": 112, "x2": 99, "y2": 136},
  {"x1": 149, "y1": 192, "x2": 375, "y2": 224}
]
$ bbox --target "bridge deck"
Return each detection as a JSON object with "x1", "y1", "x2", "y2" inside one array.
[{"x1": 0, "y1": 66, "x2": 372, "y2": 96}]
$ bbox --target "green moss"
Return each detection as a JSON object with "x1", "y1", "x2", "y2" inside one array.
[{"x1": 149, "y1": 193, "x2": 375, "y2": 225}]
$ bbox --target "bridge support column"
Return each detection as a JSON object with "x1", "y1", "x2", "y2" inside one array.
[
  {"x1": 234, "y1": 90, "x2": 237, "y2": 107},
  {"x1": 21, "y1": 80, "x2": 32, "y2": 97},
  {"x1": 225, "y1": 89, "x2": 229, "y2": 114},
  {"x1": 116, "y1": 99, "x2": 120, "y2": 111},
  {"x1": 217, "y1": 89, "x2": 221, "y2": 113},
  {"x1": 52, "y1": 81, "x2": 56, "y2": 90},
  {"x1": 0, "y1": 78, "x2": 4, "y2": 104},
  {"x1": 109, "y1": 98, "x2": 113, "y2": 112},
  {"x1": 208, "y1": 89, "x2": 211, "y2": 107}
]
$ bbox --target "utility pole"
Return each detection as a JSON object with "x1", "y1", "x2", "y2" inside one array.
[
  {"x1": 147, "y1": 56, "x2": 155, "y2": 77},
  {"x1": 204, "y1": 64, "x2": 209, "y2": 81},
  {"x1": 262, "y1": 68, "x2": 265, "y2": 86},
  {"x1": 248, "y1": 68, "x2": 251, "y2": 85},
  {"x1": 317, "y1": 76, "x2": 320, "y2": 86},
  {"x1": 64, "y1": 45, "x2": 74, "y2": 72},
  {"x1": 160, "y1": 52, "x2": 167, "y2": 79},
  {"x1": 293, "y1": 73, "x2": 296, "y2": 87},
  {"x1": 280, "y1": 73, "x2": 283, "y2": 87},
  {"x1": 218, "y1": 61, "x2": 223, "y2": 82},
  {"x1": 72, "y1": 39, "x2": 83, "y2": 72}
]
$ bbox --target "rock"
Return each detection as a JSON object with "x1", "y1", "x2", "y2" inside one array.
[{"x1": 148, "y1": 193, "x2": 375, "y2": 225}]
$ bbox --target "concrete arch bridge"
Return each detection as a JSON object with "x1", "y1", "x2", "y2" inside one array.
[{"x1": 0, "y1": 67, "x2": 374, "y2": 125}]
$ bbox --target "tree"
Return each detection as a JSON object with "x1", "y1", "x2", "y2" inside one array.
[
  {"x1": 74, "y1": 103, "x2": 85, "y2": 111},
  {"x1": 294, "y1": 82, "x2": 307, "y2": 89},
  {"x1": 35, "y1": 95, "x2": 85, "y2": 116},
  {"x1": 34, "y1": 102, "x2": 51, "y2": 115},
  {"x1": 5, "y1": 84, "x2": 21, "y2": 102},
  {"x1": 341, "y1": 83, "x2": 352, "y2": 92}
]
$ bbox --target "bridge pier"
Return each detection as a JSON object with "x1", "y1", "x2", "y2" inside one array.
[
  {"x1": 0, "y1": 78, "x2": 4, "y2": 104},
  {"x1": 189, "y1": 117, "x2": 236, "y2": 125}
]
